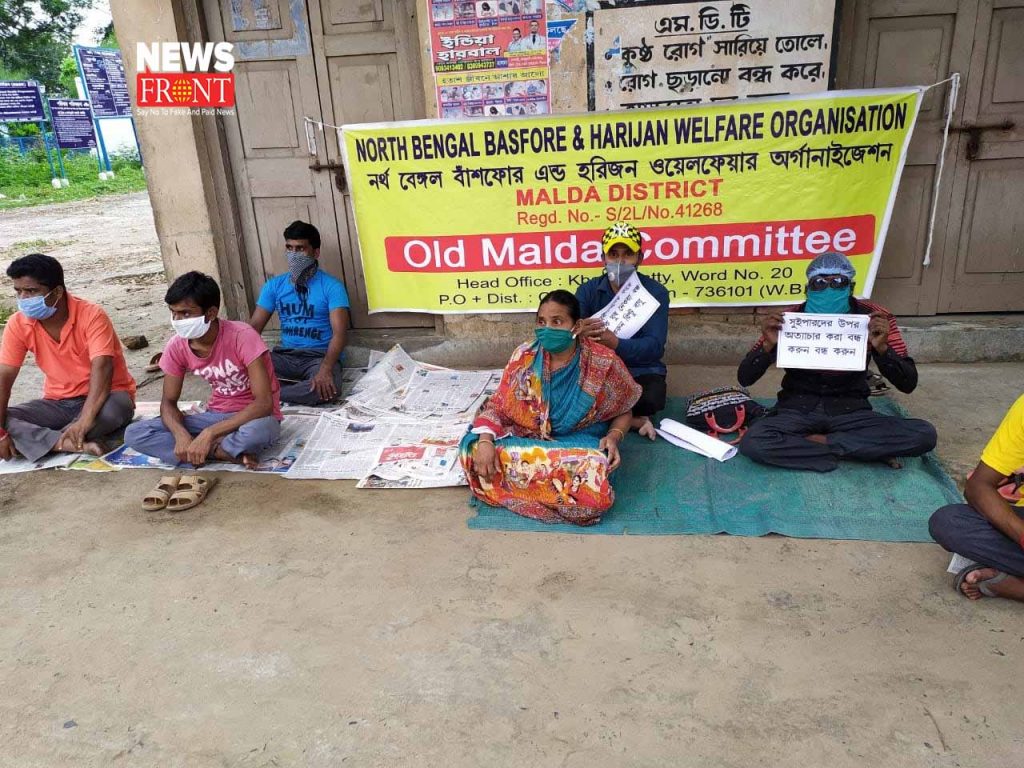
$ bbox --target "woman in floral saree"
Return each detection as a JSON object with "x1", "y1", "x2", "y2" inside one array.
[{"x1": 460, "y1": 290, "x2": 641, "y2": 525}]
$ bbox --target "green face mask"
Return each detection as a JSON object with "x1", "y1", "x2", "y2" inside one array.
[{"x1": 534, "y1": 326, "x2": 575, "y2": 353}]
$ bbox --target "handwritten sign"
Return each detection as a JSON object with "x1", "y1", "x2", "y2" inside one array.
[
  {"x1": 591, "y1": 271, "x2": 660, "y2": 339},
  {"x1": 592, "y1": 0, "x2": 836, "y2": 110},
  {"x1": 776, "y1": 313, "x2": 869, "y2": 371}
]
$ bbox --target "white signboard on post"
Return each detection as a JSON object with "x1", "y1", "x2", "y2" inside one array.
[{"x1": 776, "y1": 312, "x2": 869, "y2": 371}]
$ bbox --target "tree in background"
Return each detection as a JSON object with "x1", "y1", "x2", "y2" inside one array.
[{"x1": 0, "y1": 0, "x2": 95, "y2": 94}]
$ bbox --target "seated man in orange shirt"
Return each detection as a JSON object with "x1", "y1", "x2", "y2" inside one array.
[{"x1": 0, "y1": 254, "x2": 136, "y2": 461}]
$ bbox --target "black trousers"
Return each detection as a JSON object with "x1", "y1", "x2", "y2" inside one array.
[
  {"x1": 930, "y1": 503, "x2": 1024, "y2": 577},
  {"x1": 632, "y1": 373, "x2": 667, "y2": 418},
  {"x1": 738, "y1": 405, "x2": 937, "y2": 472}
]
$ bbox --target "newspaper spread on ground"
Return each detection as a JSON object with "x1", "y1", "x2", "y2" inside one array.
[
  {"x1": 401, "y1": 368, "x2": 495, "y2": 417},
  {"x1": 99, "y1": 415, "x2": 318, "y2": 474},
  {"x1": 356, "y1": 443, "x2": 464, "y2": 489},
  {"x1": 0, "y1": 452, "x2": 78, "y2": 475},
  {"x1": 285, "y1": 411, "x2": 468, "y2": 481}
]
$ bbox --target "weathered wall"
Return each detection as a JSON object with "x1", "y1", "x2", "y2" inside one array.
[{"x1": 108, "y1": 0, "x2": 235, "y2": 311}]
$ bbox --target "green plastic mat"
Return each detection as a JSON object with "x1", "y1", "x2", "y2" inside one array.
[{"x1": 467, "y1": 398, "x2": 962, "y2": 541}]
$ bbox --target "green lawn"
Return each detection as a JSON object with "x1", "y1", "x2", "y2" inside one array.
[{"x1": 0, "y1": 149, "x2": 148, "y2": 210}]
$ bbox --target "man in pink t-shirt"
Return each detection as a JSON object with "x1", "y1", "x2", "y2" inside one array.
[{"x1": 124, "y1": 272, "x2": 282, "y2": 469}]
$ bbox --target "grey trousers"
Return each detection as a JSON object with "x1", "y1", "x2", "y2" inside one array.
[
  {"x1": 5, "y1": 391, "x2": 135, "y2": 462},
  {"x1": 271, "y1": 347, "x2": 344, "y2": 406},
  {"x1": 930, "y1": 503, "x2": 1024, "y2": 577},
  {"x1": 123, "y1": 411, "x2": 281, "y2": 467},
  {"x1": 739, "y1": 406, "x2": 937, "y2": 472}
]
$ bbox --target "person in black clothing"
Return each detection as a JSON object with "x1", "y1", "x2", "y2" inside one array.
[{"x1": 737, "y1": 252, "x2": 936, "y2": 472}]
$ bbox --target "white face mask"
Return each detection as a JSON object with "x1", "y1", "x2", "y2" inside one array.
[{"x1": 171, "y1": 314, "x2": 212, "y2": 340}]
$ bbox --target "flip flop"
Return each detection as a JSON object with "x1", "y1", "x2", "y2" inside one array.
[
  {"x1": 142, "y1": 475, "x2": 180, "y2": 511},
  {"x1": 954, "y1": 564, "x2": 1010, "y2": 598},
  {"x1": 166, "y1": 475, "x2": 213, "y2": 512},
  {"x1": 145, "y1": 352, "x2": 162, "y2": 373}
]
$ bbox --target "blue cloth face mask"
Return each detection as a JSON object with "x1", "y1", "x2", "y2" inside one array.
[
  {"x1": 804, "y1": 286, "x2": 852, "y2": 314},
  {"x1": 534, "y1": 326, "x2": 575, "y2": 353},
  {"x1": 17, "y1": 289, "x2": 58, "y2": 320},
  {"x1": 607, "y1": 262, "x2": 636, "y2": 285}
]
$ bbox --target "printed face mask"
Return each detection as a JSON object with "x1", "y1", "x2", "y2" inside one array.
[
  {"x1": 17, "y1": 289, "x2": 58, "y2": 320},
  {"x1": 287, "y1": 251, "x2": 317, "y2": 287},
  {"x1": 804, "y1": 286, "x2": 852, "y2": 314},
  {"x1": 534, "y1": 326, "x2": 575, "y2": 353},
  {"x1": 607, "y1": 262, "x2": 636, "y2": 285},
  {"x1": 171, "y1": 314, "x2": 212, "y2": 340}
]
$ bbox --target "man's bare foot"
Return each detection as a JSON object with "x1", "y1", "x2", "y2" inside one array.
[
  {"x1": 56, "y1": 436, "x2": 104, "y2": 456},
  {"x1": 806, "y1": 433, "x2": 827, "y2": 445},
  {"x1": 239, "y1": 453, "x2": 259, "y2": 470},
  {"x1": 960, "y1": 567, "x2": 1024, "y2": 602},
  {"x1": 884, "y1": 457, "x2": 903, "y2": 469}
]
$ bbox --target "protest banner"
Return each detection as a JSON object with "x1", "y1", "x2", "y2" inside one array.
[{"x1": 340, "y1": 87, "x2": 922, "y2": 313}]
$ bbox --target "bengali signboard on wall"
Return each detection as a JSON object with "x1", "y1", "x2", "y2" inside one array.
[
  {"x1": 429, "y1": 0, "x2": 551, "y2": 118},
  {"x1": 341, "y1": 88, "x2": 921, "y2": 314},
  {"x1": 592, "y1": 0, "x2": 837, "y2": 110}
]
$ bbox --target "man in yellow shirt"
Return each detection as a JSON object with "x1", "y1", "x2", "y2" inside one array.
[{"x1": 930, "y1": 395, "x2": 1024, "y2": 602}]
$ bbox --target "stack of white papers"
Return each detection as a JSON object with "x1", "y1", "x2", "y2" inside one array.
[{"x1": 656, "y1": 418, "x2": 737, "y2": 462}]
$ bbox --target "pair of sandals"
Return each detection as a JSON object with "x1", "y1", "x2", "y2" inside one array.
[{"x1": 142, "y1": 475, "x2": 212, "y2": 512}]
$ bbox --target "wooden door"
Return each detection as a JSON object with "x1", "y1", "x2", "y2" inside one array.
[
  {"x1": 204, "y1": 0, "x2": 432, "y2": 329},
  {"x1": 837, "y1": 0, "x2": 977, "y2": 315},
  {"x1": 308, "y1": 0, "x2": 434, "y2": 329},
  {"x1": 936, "y1": 0, "x2": 1024, "y2": 311}
]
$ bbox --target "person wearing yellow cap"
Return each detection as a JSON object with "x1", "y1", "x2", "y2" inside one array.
[{"x1": 575, "y1": 223, "x2": 670, "y2": 440}]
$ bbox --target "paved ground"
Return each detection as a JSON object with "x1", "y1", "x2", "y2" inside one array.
[{"x1": 2, "y1": 194, "x2": 1023, "y2": 766}]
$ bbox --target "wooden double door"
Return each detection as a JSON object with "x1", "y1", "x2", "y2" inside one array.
[
  {"x1": 839, "y1": 0, "x2": 1024, "y2": 314},
  {"x1": 203, "y1": 0, "x2": 432, "y2": 328}
]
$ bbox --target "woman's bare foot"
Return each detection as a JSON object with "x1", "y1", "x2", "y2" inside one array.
[{"x1": 960, "y1": 567, "x2": 1024, "y2": 602}]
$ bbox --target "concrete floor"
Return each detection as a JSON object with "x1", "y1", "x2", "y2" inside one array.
[{"x1": 2, "y1": 364, "x2": 1023, "y2": 767}]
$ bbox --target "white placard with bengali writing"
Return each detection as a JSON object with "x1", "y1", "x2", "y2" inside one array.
[
  {"x1": 776, "y1": 312, "x2": 869, "y2": 371},
  {"x1": 591, "y1": 271, "x2": 660, "y2": 339}
]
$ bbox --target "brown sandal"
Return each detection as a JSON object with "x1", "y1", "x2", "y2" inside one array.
[
  {"x1": 144, "y1": 352, "x2": 163, "y2": 373},
  {"x1": 142, "y1": 475, "x2": 180, "y2": 511},
  {"x1": 166, "y1": 475, "x2": 213, "y2": 512}
]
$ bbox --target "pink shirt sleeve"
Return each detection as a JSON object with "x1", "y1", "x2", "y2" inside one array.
[
  {"x1": 159, "y1": 336, "x2": 188, "y2": 377},
  {"x1": 233, "y1": 323, "x2": 270, "y2": 367}
]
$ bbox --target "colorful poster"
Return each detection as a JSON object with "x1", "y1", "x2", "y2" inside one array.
[
  {"x1": 0, "y1": 80, "x2": 45, "y2": 122},
  {"x1": 593, "y1": 0, "x2": 837, "y2": 110},
  {"x1": 48, "y1": 99, "x2": 98, "y2": 150},
  {"x1": 429, "y1": 0, "x2": 550, "y2": 118},
  {"x1": 341, "y1": 88, "x2": 922, "y2": 313}
]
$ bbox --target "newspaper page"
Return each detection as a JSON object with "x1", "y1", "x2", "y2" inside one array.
[
  {"x1": 356, "y1": 443, "x2": 465, "y2": 489},
  {"x1": 401, "y1": 368, "x2": 495, "y2": 417},
  {"x1": 592, "y1": 271, "x2": 660, "y2": 339},
  {"x1": 285, "y1": 411, "x2": 468, "y2": 480},
  {"x1": 0, "y1": 452, "x2": 78, "y2": 475}
]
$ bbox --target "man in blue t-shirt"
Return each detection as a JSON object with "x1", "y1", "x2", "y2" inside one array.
[
  {"x1": 248, "y1": 220, "x2": 350, "y2": 405},
  {"x1": 575, "y1": 222, "x2": 670, "y2": 440}
]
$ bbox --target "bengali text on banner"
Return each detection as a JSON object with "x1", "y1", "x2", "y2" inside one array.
[{"x1": 340, "y1": 88, "x2": 922, "y2": 313}]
